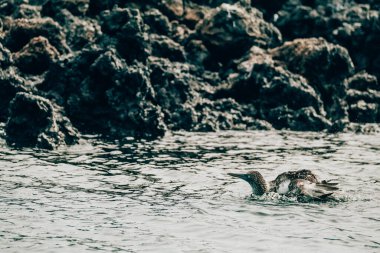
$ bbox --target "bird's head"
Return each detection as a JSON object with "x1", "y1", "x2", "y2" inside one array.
[{"x1": 228, "y1": 171, "x2": 268, "y2": 195}]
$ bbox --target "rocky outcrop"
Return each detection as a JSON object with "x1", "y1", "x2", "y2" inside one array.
[
  {"x1": 196, "y1": 4, "x2": 282, "y2": 61},
  {"x1": 270, "y1": 37, "x2": 354, "y2": 121},
  {"x1": 274, "y1": 1, "x2": 380, "y2": 80},
  {"x1": 0, "y1": 0, "x2": 379, "y2": 149},
  {"x1": 345, "y1": 72, "x2": 380, "y2": 123},
  {"x1": 5, "y1": 92, "x2": 79, "y2": 149},
  {"x1": 13, "y1": 36, "x2": 59, "y2": 75},
  {"x1": 3, "y1": 17, "x2": 69, "y2": 54}
]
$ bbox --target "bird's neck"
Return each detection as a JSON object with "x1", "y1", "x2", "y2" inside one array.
[{"x1": 251, "y1": 180, "x2": 268, "y2": 195}]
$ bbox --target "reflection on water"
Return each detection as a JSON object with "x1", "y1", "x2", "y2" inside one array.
[{"x1": 0, "y1": 130, "x2": 379, "y2": 252}]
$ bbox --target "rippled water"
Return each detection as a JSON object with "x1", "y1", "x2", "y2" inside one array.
[{"x1": 1, "y1": 130, "x2": 379, "y2": 252}]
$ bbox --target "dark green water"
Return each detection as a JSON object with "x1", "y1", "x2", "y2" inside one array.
[{"x1": 1, "y1": 130, "x2": 379, "y2": 252}]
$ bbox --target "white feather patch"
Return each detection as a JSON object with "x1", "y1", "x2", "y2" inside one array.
[{"x1": 277, "y1": 180, "x2": 290, "y2": 194}]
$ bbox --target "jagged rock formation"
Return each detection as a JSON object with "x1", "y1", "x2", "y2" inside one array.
[{"x1": 0, "y1": 0, "x2": 379, "y2": 148}]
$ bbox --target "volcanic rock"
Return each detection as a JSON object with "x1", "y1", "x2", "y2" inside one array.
[
  {"x1": 196, "y1": 4, "x2": 282, "y2": 61},
  {"x1": 5, "y1": 92, "x2": 79, "y2": 149},
  {"x1": 13, "y1": 36, "x2": 59, "y2": 75}
]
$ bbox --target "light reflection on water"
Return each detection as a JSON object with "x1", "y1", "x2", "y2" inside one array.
[{"x1": 0, "y1": 130, "x2": 379, "y2": 252}]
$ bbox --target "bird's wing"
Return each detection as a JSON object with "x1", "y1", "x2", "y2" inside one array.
[
  {"x1": 289, "y1": 179, "x2": 339, "y2": 200},
  {"x1": 273, "y1": 169, "x2": 318, "y2": 185}
]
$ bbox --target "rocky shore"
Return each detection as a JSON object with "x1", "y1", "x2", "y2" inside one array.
[{"x1": 0, "y1": 0, "x2": 379, "y2": 149}]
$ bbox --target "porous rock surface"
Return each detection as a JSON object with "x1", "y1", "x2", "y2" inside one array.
[{"x1": 0, "y1": 0, "x2": 379, "y2": 149}]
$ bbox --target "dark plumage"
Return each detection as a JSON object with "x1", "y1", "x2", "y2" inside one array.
[{"x1": 228, "y1": 169, "x2": 339, "y2": 200}]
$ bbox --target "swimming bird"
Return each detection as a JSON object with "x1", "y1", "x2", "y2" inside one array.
[{"x1": 228, "y1": 169, "x2": 339, "y2": 200}]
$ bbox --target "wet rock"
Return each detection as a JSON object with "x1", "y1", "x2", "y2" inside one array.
[
  {"x1": 13, "y1": 4, "x2": 41, "y2": 19},
  {"x1": 190, "y1": 0, "x2": 251, "y2": 7},
  {"x1": 266, "y1": 106, "x2": 332, "y2": 131},
  {"x1": 5, "y1": 92, "x2": 79, "y2": 149},
  {"x1": 0, "y1": 43, "x2": 13, "y2": 68},
  {"x1": 53, "y1": 9, "x2": 102, "y2": 50},
  {"x1": 160, "y1": 0, "x2": 184, "y2": 18},
  {"x1": 3, "y1": 17, "x2": 69, "y2": 54},
  {"x1": 346, "y1": 89, "x2": 380, "y2": 104},
  {"x1": 346, "y1": 71, "x2": 380, "y2": 123},
  {"x1": 193, "y1": 98, "x2": 272, "y2": 131},
  {"x1": 101, "y1": 7, "x2": 150, "y2": 63},
  {"x1": 196, "y1": 4, "x2": 282, "y2": 61},
  {"x1": 275, "y1": 2, "x2": 380, "y2": 79},
  {"x1": 346, "y1": 72, "x2": 379, "y2": 91},
  {"x1": 150, "y1": 34, "x2": 186, "y2": 62},
  {"x1": 0, "y1": 0, "x2": 24, "y2": 16},
  {"x1": 42, "y1": 49, "x2": 166, "y2": 138},
  {"x1": 105, "y1": 63, "x2": 166, "y2": 138},
  {"x1": 143, "y1": 8, "x2": 172, "y2": 36},
  {"x1": 270, "y1": 38, "x2": 354, "y2": 85},
  {"x1": 0, "y1": 70, "x2": 28, "y2": 121},
  {"x1": 185, "y1": 39, "x2": 210, "y2": 68},
  {"x1": 271, "y1": 37, "x2": 354, "y2": 121},
  {"x1": 42, "y1": 0, "x2": 90, "y2": 17},
  {"x1": 219, "y1": 47, "x2": 324, "y2": 114},
  {"x1": 182, "y1": 2, "x2": 208, "y2": 29},
  {"x1": 348, "y1": 100, "x2": 379, "y2": 123},
  {"x1": 1, "y1": 0, "x2": 380, "y2": 147},
  {"x1": 148, "y1": 57, "x2": 197, "y2": 130},
  {"x1": 215, "y1": 45, "x2": 335, "y2": 130},
  {"x1": 345, "y1": 123, "x2": 380, "y2": 134},
  {"x1": 170, "y1": 20, "x2": 193, "y2": 44},
  {"x1": 251, "y1": 0, "x2": 288, "y2": 19},
  {"x1": 329, "y1": 4, "x2": 380, "y2": 78},
  {"x1": 87, "y1": 0, "x2": 117, "y2": 16},
  {"x1": 13, "y1": 36, "x2": 59, "y2": 75}
]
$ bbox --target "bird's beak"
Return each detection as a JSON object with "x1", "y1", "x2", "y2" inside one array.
[{"x1": 228, "y1": 173, "x2": 249, "y2": 181}]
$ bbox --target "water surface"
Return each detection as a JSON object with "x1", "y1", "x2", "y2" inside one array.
[{"x1": 1, "y1": 130, "x2": 379, "y2": 252}]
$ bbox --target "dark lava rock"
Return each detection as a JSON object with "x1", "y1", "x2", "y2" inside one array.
[
  {"x1": 105, "y1": 61, "x2": 166, "y2": 138},
  {"x1": 159, "y1": 0, "x2": 185, "y2": 18},
  {"x1": 0, "y1": 70, "x2": 28, "y2": 121},
  {"x1": 0, "y1": 43, "x2": 13, "y2": 68},
  {"x1": 52, "y1": 9, "x2": 102, "y2": 50},
  {"x1": 275, "y1": 1, "x2": 380, "y2": 79},
  {"x1": 193, "y1": 98, "x2": 273, "y2": 131},
  {"x1": 345, "y1": 72, "x2": 380, "y2": 123},
  {"x1": 5, "y1": 92, "x2": 79, "y2": 149},
  {"x1": 143, "y1": 8, "x2": 171, "y2": 36},
  {"x1": 150, "y1": 34, "x2": 186, "y2": 62},
  {"x1": 2, "y1": 17, "x2": 69, "y2": 54},
  {"x1": 87, "y1": 0, "x2": 117, "y2": 16},
  {"x1": 266, "y1": 106, "x2": 332, "y2": 131},
  {"x1": 42, "y1": 0, "x2": 90, "y2": 17},
  {"x1": 101, "y1": 7, "x2": 150, "y2": 64},
  {"x1": 12, "y1": 4, "x2": 41, "y2": 19},
  {"x1": 346, "y1": 89, "x2": 380, "y2": 105},
  {"x1": 346, "y1": 72, "x2": 379, "y2": 91},
  {"x1": 196, "y1": 4, "x2": 282, "y2": 61},
  {"x1": 13, "y1": 36, "x2": 59, "y2": 75},
  {"x1": 184, "y1": 39, "x2": 210, "y2": 68},
  {"x1": 271, "y1": 38, "x2": 354, "y2": 85},
  {"x1": 1, "y1": 0, "x2": 380, "y2": 148},
  {"x1": 148, "y1": 57, "x2": 197, "y2": 130},
  {"x1": 42, "y1": 48, "x2": 166, "y2": 139},
  {"x1": 215, "y1": 45, "x2": 331, "y2": 130},
  {"x1": 348, "y1": 100, "x2": 379, "y2": 123},
  {"x1": 220, "y1": 47, "x2": 323, "y2": 112},
  {"x1": 271, "y1": 37, "x2": 354, "y2": 121}
]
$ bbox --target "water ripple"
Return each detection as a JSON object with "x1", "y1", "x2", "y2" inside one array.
[{"x1": 1, "y1": 130, "x2": 380, "y2": 252}]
